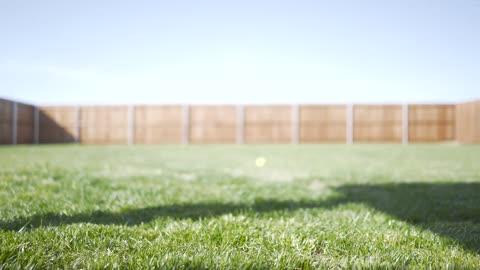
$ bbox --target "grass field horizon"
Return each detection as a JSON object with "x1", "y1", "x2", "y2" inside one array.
[{"x1": 1, "y1": 144, "x2": 480, "y2": 268}]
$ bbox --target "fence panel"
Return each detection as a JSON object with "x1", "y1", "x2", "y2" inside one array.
[
  {"x1": 244, "y1": 105, "x2": 292, "y2": 143},
  {"x1": 354, "y1": 105, "x2": 403, "y2": 142},
  {"x1": 134, "y1": 105, "x2": 183, "y2": 144},
  {"x1": 408, "y1": 104, "x2": 455, "y2": 142},
  {"x1": 39, "y1": 106, "x2": 77, "y2": 143},
  {"x1": 300, "y1": 105, "x2": 346, "y2": 142},
  {"x1": 0, "y1": 99, "x2": 13, "y2": 144},
  {"x1": 456, "y1": 101, "x2": 480, "y2": 144},
  {"x1": 189, "y1": 105, "x2": 237, "y2": 144},
  {"x1": 80, "y1": 106, "x2": 128, "y2": 144}
]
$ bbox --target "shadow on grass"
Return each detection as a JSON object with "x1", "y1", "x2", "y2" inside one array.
[
  {"x1": 0, "y1": 200, "x2": 337, "y2": 229},
  {"x1": 336, "y1": 183, "x2": 480, "y2": 253},
  {"x1": 1, "y1": 182, "x2": 480, "y2": 252}
]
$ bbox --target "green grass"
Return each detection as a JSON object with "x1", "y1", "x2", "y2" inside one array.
[{"x1": 1, "y1": 144, "x2": 480, "y2": 269}]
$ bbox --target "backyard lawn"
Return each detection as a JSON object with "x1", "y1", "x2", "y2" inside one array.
[{"x1": 0, "y1": 144, "x2": 479, "y2": 269}]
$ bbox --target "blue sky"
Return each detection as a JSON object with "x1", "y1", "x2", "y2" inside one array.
[{"x1": 1, "y1": 0, "x2": 479, "y2": 105}]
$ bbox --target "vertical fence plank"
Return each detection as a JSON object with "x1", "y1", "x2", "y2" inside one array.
[
  {"x1": 402, "y1": 103, "x2": 409, "y2": 144},
  {"x1": 292, "y1": 104, "x2": 299, "y2": 144},
  {"x1": 12, "y1": 102, "x2": 17, "y2": 145},
  {"x1": 127, "y1": 105, "x2": 135, "y2": 145},
  {"x1": 236, "y1": 105, "x2": 244, "y2": 144},
  {"x1": 34, "y1": 106, "x2": 39, "y2": 144},
  {"x1": 183, "y1": 105, "x2": 190, "y2": 144},
  {"x1": 346, "y1": 104, "x2": 353, "y2": 144},
  {"x1": 76, "y1": 106, "x2": 81, "y2": 143}
]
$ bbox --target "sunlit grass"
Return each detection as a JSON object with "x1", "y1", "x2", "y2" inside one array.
[{"x1": 1, "y1": 144, "x2": 480, "y2": 268}]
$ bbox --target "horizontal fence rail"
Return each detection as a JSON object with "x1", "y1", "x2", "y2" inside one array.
[{"x1": 0, "y1": 98, "x2": 479, "y2": 145}]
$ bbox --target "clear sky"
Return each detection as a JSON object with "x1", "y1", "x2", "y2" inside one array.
[{"x1": 0, "y1": 0, "x2": 479, "y2": 105}]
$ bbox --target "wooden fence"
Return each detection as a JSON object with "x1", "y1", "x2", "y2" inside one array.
[
  {"x1": 0, "y1": 98, "x2": 36, "y2": 144},
  {"x1": 245, "y1": 105, "x2": 293, "y2": 143},
  {"x1": 353, "y1": 105, "x2": 403, "y2": 143},
  {"x1": 0, "y1": 99, "x2": 13, "y2": 144},
  {"x1": 0, "y1": 98, "x2": 478, "y2": 145},
  {"x1": 190, "y1": 105, "x2": 237, "y2": 144},
  {"x1": 39, "y1": 106, "x2": 77, "y2": 143},
  {"x1": 300, "y1": 105, "x2": 346, "y2": 143},
  {"x1": 409, "y1": 104, "x2": 456, "y2": 142},
  {"x1": 456, "y1": 101, "x2": 480, "y2": 143},
  {"x1": 135, "y1": 105, "x2": 183, "y2": 144}
]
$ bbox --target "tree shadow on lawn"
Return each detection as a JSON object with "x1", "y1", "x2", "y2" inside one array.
[{"x1": 1, "y1": 182, "x2": 480, "y2": 253}]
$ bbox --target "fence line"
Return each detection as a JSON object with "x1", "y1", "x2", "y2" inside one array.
[{"x1": 0, "y1": 99, "x2": 478, "y2": 145}]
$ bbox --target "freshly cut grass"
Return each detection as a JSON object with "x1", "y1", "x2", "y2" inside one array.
[{"x1": 0, "y1": 144, "x2": 480, "y2": 269}]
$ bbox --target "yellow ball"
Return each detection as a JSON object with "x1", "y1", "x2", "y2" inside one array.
[{"x1": 255, "y1": 157, "x2": 266, "y2": 167}]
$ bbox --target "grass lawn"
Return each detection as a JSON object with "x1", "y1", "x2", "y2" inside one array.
[{"x1": 1, "y1": 144, "x2": 480, "y2": 269}]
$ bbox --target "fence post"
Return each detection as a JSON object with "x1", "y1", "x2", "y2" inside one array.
[
  {"x1": 346, "y1": 104, "x2": 353, "y2": 144},
  {"x1": 292, "y1": 104, "x2": 299, "y2": 144},
  {"x1": 34, "y1": 106, "x2": 39, "y2": 144},
  {"x1": 127, "y1": 105, "x2": 135, "y2": 145},
  {"x1": 236, "y1": 105, "x2": 244, "y2": 144},
  {"x1": 402, "y1": 103, "x2": 409, "y2": 144},
  {"x1": 182, "y1": 105, "x2": 190, "y2": 144},
  {"x1": 12, "y1": 102, "x2": 17, "y2": 145}
]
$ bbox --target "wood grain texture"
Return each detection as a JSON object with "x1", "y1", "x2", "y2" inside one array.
[
  {"x1": 80, "y1": 106, "x2": 128, "y2": 144},
  {"x1": 244, "y1": 105, "x2": 292, "y2": 143},
  {"x1": 0, "y1": 99, "x2": 13, "y2": 144},
  {"x1": 39, "y1": 106, "x2": 77, "y2": 143},
  {"x1": 189, "y1": 106, "x2": 237, "y2": 144},
  {"x1": 353, "y1": 105, "x2": 403, "y2": 142},
  {"x1": 134, "y1": 105, "x2": 183, "y2": 144},
  {"x1": 16, "y1": 103, "x2": 34, "y2": 144},
  {"x1": 408, "y1": 104, "x2": 455, "y2": 142},
  {"x1": 300, "y1": 105, "x2": 346, "y2": 142},
  {"x1": 456, "y1": 101, "x2": 480, "y2": 144}
]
